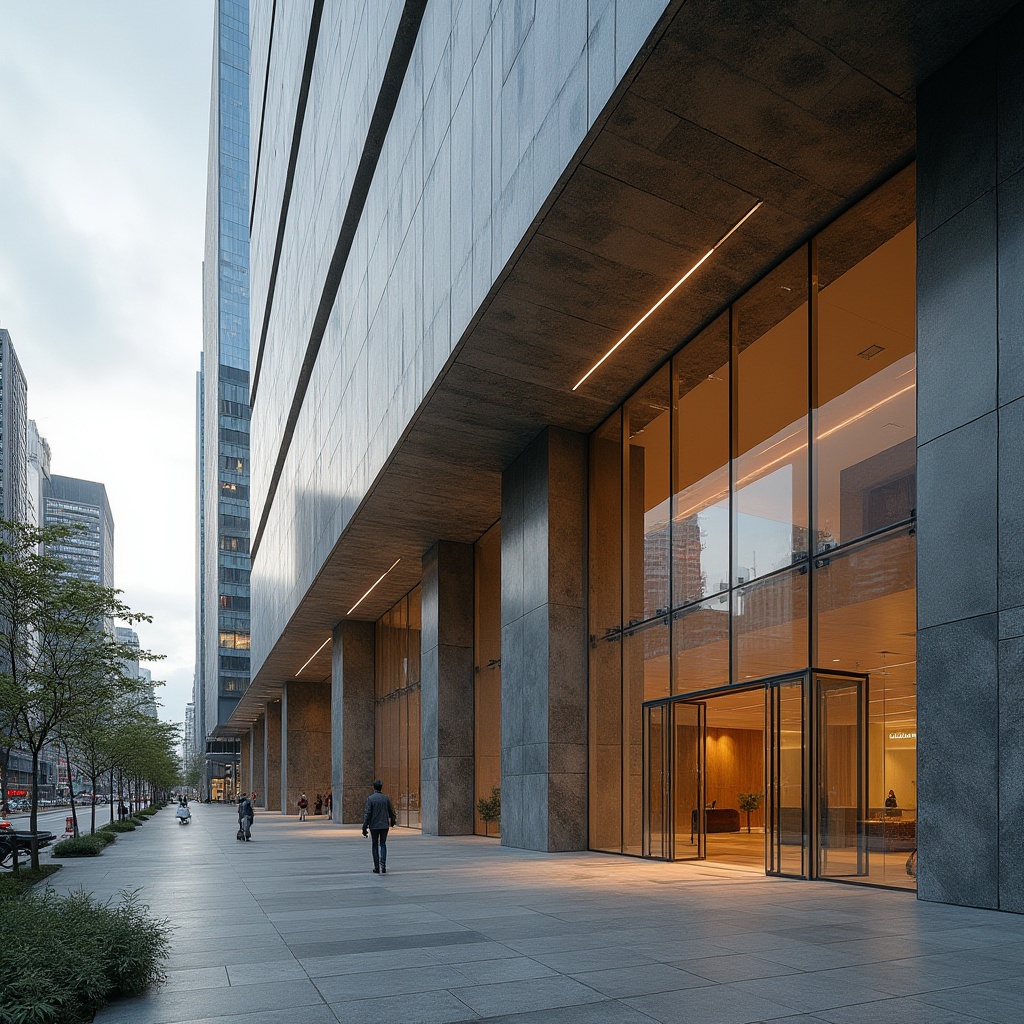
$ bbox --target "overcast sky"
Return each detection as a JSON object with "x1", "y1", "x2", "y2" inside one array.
[{"x1": 0, "y1": 3, "x2": 214, "y2": 729}]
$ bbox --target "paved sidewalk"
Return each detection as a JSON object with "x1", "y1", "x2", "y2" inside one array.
[{"x1": 50, "y1": 803, "x2": 1024, "y2": 1024}]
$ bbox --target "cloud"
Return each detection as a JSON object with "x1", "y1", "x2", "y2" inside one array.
[{"x1": 0, "y1": 2, "x2": 215, "y2": 726}]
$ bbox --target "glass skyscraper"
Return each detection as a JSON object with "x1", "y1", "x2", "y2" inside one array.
[{"x1": 196, "y1": 0, "x2": 250, "y2": 787}]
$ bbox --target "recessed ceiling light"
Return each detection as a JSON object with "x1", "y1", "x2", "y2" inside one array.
[
  {"x1": 858, "y1": 344, "x2": 885, "y2": 360},
  {"x1": 348, "y1": 558, "x2": 401, "y2": 615}
]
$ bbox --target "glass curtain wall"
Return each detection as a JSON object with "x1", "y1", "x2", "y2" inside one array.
[
  {"x1": 474, "y1": 523, "x2": 502, "y2": 836},
  {"x1": 374, "y1": 586, "x2": 422, "y2": 828},
  {"x1": 588, "y1": 167, "x2": 917, "y2": 888}
]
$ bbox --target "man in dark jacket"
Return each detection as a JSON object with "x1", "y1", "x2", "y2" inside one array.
[
  {"x1": 362, "y1": 780, "x2": 397, "y2": 873},
  {"x1": 238, "y1": 793, "x2": 254, "y2": 841}
]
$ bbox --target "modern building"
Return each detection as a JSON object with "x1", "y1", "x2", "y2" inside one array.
[
  {"x1": 26, "y1": 419, "x2": 50, "y2": 535},
  {"x1": 0, "y1": 328, "x2": 28, "y2": 527},
  {"x1": 196, "y1": 0, "x2": 252, "y2": 796},
  {"x1": 232, "y1": 0, "x2": 1024, "y2": 914},
  {"x1": 43, "y1": 475, "x2": 114, "y2": 587}
]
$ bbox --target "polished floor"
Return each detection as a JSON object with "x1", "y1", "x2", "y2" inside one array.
[{"x1": 41, "y1": 804, "x2": 1024, "y2": 1023}]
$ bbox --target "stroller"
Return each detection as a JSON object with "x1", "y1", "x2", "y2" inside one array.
[{"x1": 176, "y1": 802, "x2": 191, "y2": 825}]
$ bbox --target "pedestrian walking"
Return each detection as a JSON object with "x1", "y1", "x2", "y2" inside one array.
[
  {"x1": 314, "y1": 792, "x2": 323, "y2": 815},
  {"x1": 298, "y1": 793, "x2": 308, "y2": 821},
  {"x1": 362, "y1": 779, "x2": 397, "y2": 874},
  {"x1": 325, "y1": 790, "x2": 332, "y2": 818},
  {"x1": 238, "y1": 793, "x2": 254, "y2": 841}
]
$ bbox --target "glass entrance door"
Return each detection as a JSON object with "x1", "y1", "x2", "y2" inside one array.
[
  {"x1": 766, "y1": 675, "x2": 806, "y2": 877},
  {"x1": 643, "y1": 700, "x2": 704, "y2": 859},
  {"x1": 672, "y1": 701, "x2": 705, "y2": 860},
  {"x1": 643, "y1": 704, "x2": 669, "y2": 859},
  {"x1": 815, "y1": 672, "x2": 868, "y2": 879}
]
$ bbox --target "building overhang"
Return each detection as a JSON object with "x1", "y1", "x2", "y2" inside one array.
[{"x1": 230, "y1": 0, "x2": 1014, "y2": 731}]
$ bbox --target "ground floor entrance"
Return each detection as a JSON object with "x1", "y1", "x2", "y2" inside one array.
[{"x1": 643, "y1": 671, "x2": 915, "y2": 890}]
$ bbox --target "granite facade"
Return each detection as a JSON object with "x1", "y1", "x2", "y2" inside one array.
[
  {"x1": 265, "y1": 699, "x2": 282, "y2": 811},
  {"x1": 917, "y1": 2, "x2": 1024, "y2": 910},
  {"x1": 251, "y1": 714, "x2": 266, "y2": 807},
  {"x1": 331, "y1": 620, "x2": 376, "y2": 823},
  {"x1": 281, "y1": 679, "x2": 332, "y2": 815},
  {"x1": 420, "y1": 541, "x2": 475, "y2": 835},
  {"x1": 500, "y1": 427, "x2": 588, "y2": 853}
]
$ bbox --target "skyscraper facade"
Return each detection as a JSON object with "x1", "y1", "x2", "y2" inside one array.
[
  {"x1": 43, "y1": 476, "x2": 114, "y2": 587},
  {"x1": 26, "y1": 419, "x2": 50, "y2": 534},
  {"x1": 199, "y1": 0, "x2": 251, "y2": 742},
  {"x1": 237, "y1": 0, "x2": 1024, "y2": 915},
  {"x1": 0, "y1": 328, "x2": 28, "y2": 527}
]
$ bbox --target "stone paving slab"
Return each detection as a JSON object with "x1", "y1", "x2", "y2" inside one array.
[{"x1": 34, "y1": 803, "x2": 1024, "y2": 1023}]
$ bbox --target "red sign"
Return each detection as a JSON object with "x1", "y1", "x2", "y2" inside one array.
[{"x1": 7, "y1": 789, "x2": 27, "y2": 797}]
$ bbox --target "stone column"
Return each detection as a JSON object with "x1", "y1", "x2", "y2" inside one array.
[
  {"x1": 282, "y1": 679, "x2": 332, "y2": 816},
  {"x1": 265, "y1": 698, "x2": 282, "y2": 812},
  {"x1": 240, "y1": 733, "x2": 251, "y2": 796},
  {"x1": 251, "y1": 715, "x2": 266, "y2": 808},
  {"x1": 916, "y1": 5, "x2": 1024, "y2": 912},
  {"x1": 421, "y1": 541, "x2": 475, "y2": 835},
  {"x1": 500, "y1": 427, "x2": 587, "y2": 852},
  {"x1": 332, "y1": 621, "x2": 375, "y2": 823}
]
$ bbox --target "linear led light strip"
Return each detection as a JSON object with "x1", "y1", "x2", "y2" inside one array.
[
  {"x1": 297, "y1": 636, "x2": 331, "y2": 677},
  {"x1": 348, "y1": 557, "x2": 401, "y2": 615},
  {"x1": 572, "y1": 201, "x2": 763, "y2": 392}
]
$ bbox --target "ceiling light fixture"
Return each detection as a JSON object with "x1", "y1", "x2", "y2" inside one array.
[
  {"x1": 572, "y1": 201, "x2": 763, "y2": 392},
  {"x1": 348, "y1": 558, "x2": 401, "y2": 615},
  {"x1": 296, "y1": 636, "x2": 332, "y2": 677}
]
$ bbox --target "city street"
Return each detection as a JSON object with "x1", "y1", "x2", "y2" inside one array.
[{"x1": 42, "y1": 803, "x2": 1024, "y2": 1024}]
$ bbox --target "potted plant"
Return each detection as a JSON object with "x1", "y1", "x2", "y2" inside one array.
[
  {"x1": 738, "y1": 791, "x2": 763, "y2": 833},
  {"x1": 478, "y1": 786, "x2": 501, "y2": 837}
]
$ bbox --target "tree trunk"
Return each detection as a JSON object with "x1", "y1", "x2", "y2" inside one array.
[
  {"x1": 109, "y1": 769, "x2": 115, "y2": 823},
  {"x1": 0, "y1": 745, "x2": 9, "y2": 815},
  {"x1": 64, "y1": 740, "x2": 80, "y2": 838},
  {"x1": 29, "y1": 748, "x2": 40, "y2": 870},
  {"x1": 90, "y1": 773, "x2": 99, "y2": 834}
]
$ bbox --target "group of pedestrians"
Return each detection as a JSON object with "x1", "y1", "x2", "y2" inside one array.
[{"x1": 235, "y1": 781, "x2": 397, "y2": 873}]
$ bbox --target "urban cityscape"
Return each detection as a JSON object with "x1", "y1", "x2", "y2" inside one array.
[{"x1": 3, "y1": 1, "x2": 1024, "y2": 1022}]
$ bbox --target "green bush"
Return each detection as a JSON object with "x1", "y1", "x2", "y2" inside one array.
[
  {"x1": 137, "y1": 807, "x2": 158, "y2": 818},
  {"x1": 100, "y1": 820, "x2": 137, "y2": 834},
  {"x1": 91, "y1": 830, "x2": 117, "y2": 847},
  {"x1": 52, "y1": 834, "x2": 109, "y2": 858},
  {"x1": 0, "y1": 864, "x2": 60, "y2": 900},
  {"x1": 0, "y1": 887, "x2": 170, "y2": 1023}
]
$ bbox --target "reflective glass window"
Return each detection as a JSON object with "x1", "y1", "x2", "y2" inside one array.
[
  {"x1": 732, "y1": 567, "x2": 809, "y2": 682},
  {"x1": 673, "y1": 314, "x2": 730, "y2": 604},
  {"x1": 733, "y1": 249, "x2": 810, "y2": 584},
  {"x1": 624, "y1": 366, "x2": 671, "y2": 625},
  {"x1": 672, "y1": 596, "x2": 730, "y2": 694},
  {"x1": 590, "y1": 412, "x2": 622, "y2": 640}
]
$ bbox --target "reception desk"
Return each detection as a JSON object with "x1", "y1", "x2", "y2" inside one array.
[{"x1": 691, "y1": 808, "x2": 741, "y2": 834}]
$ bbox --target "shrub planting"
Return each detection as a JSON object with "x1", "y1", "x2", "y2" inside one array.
[
  {"x1": 0, "y1": 865, "x2": 60, "y2": 900},
  {"x1": 52, "y1": 834, "x2": 109, "y2": 858},
  {"x1": 0, "y1": 886, "x2": 170, "y2": 1023},
  {"x1": 101, "y1": 820, "x2": 137, "y2": 834}
]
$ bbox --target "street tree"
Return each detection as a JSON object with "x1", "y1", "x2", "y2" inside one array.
[{"x1": 0, "y1": 519, "x2": 161, "y2": 868}]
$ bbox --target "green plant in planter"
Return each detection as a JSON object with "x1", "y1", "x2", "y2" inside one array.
[
  {"x1": 738, "y1": 791, "x2": 763, "y2": 833},
  {"x1": 477, "y1": 787, "x2": 501, "y2": 837}
]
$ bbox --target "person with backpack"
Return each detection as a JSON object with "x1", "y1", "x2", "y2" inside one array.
[{"x1": 238, "y1": 793, "x2": 254, "y2": 841}]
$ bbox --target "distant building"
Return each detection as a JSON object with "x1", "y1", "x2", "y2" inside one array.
[
  {"x1": 0, "y1": 328, "x2": 28, "y2": 526},
  {"x1": 43, "y1": 476, "x2": 114, "y2": 587},
  {"x1": 196, "y1": 0, "x2": 250, "y2": 799},
  {"x1": 26, "y1": 420, "x2": 50, "y2": 534}
]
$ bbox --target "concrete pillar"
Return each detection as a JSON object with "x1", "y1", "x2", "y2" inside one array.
[
  {"x1": 265, "y1": 698, "x2": 282, "y2": 812},
  {"x1": 500, "y1": 426, "x2": 587, "y2": 852},
  {"x1": 421, "y1": 541, "x2": 475, "y2": 835},
  {"x1": 240, "y1": 733, "x2": 251, "y2": 797},
  {"x1": 282, "y1": 679, "x2": 332, "y2": 815},
  {"x1": 251, "y1": 715, "x2": 266, "y2": 808},
  {"x1": 331, "y1": 621, "x2": 375, "y2": 823},
  {"x1": 916, "y1": 4, "x2": 1024, "y2": 912}
]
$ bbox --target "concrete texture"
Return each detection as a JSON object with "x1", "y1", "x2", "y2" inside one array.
[
  {"x1": 916, "y1": 4, "x2": 1024, "y2": 911},
  {"x1": 282, "y1": 679, "x2": 332, "y2": 817},
  {"x1": 501, "y1": 429, "x2": 587, "y2": 853},
  {"x1": 252, "y1": 715, "x2": 266, "y2": 807},
  {"x1": 266, "y1": 700, "x2": 282, "y2": 812},
  {"x1": 421, "y1": 541, "x2": 475, "y2": 836},
  {"x1": 74, "y1": 804, "x2": 1024, "y2": 1024},
  {"x1": 331, "y1": 620, "x2": 375, "y2": 823}
]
